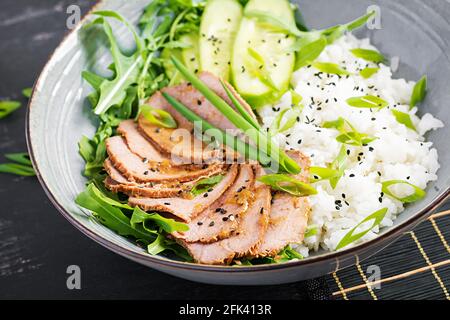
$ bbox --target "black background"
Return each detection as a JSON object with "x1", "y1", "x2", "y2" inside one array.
[{"x1": 0, "y1": 0, "x2": 318, "y2": 300}]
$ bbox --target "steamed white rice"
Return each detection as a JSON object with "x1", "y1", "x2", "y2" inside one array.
[{"x1": 257, "y1": 33, "x2": 444, "y2": 256}]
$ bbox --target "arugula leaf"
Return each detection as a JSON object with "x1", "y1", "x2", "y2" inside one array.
[
  {"x1": 392, "y1": 109, "x2": 416, "y2": 131},
  {"x1": 410, "y1": 76, "x2": 427, "y2": 108},
  {"x1": 75, "y1": 184, "x2": 154, "y2": 243},
  {"x1": 22, "y1": 88, "x2": 33, "y2": 98},
  {"x1": 147, "y1": 234, "x2": 193, "y2": 261},
  {"x1": 257, "y1": 174, "x2": 317, "y2": 196},
  {"x1": 305, "y1": 225, "x2": 318, "y2": 238},
  {"x1": 381, "y1": 180, "x2": 426, "y2": 203},
  {"x1": 312, "y1": 62, "x2": 350, "y2": 75},
  {"x1": 130, "y1": 207, "x2": 189, "y2": 233},
  {"x1": 191, "y1": 175, "x2": 224, "y2": 196},
  {"x1": 336, "y1": 208, "x2": 388, "y2": 250},
  {"x1": 0, "y1": 101, "x2": 21, "y2": 119},
  {"x1": 351, "y1": 48, "x2": 385, "y2": 63},
  {"x1": 360, "y1": 67, "x2": 379, "y2": 79},
  {"x1": 346, "y1": 95, "x2": 388, "y2": 109}
]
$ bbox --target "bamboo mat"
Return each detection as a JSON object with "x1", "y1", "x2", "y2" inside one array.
[{"x1": 326, "y1": 204, "x2": 450, "y2": 300}]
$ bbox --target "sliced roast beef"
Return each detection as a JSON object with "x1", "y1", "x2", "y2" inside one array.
[
  {"x1": 106, "y1": 136, "x2": 222, "y2": 183},
  {"x1": 180, "y1": 186, "x2": 271, "y2": 265},
  {"x1": 255, "y1": 151, "x2": 312, "y2": 257},
  {"x1": 128, "y1": 165, "x2": 239, "y2": 222},
  {"x1": 175, "y1": 165, "x2": 254, "y2": 244}
]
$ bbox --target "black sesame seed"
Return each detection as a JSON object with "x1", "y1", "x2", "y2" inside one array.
[
  {"x1": 349, "y1": 174, "x2": 355, "y2": 177},
  {"x1": 209, "y1": 221, "x2": 215, "y2": 227},
  {"x1": 197, "y1": 222, "x2": 203, "y2": 226}
]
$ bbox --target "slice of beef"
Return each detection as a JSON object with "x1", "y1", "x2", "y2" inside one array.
[
  {"x1": 106, "y1": 136, "x2": 223, "y2": 183},
  {"x1": 255, "y1": 150, "x2": 312, "y2": 257},
  {"x1": 180, "y1": 186, "x2": 271, "y2": 265},
  {"x1": 175, "y1": 165, "x2": 254, "y2": 244},
  {"x1": 117, "y1": 120, "x2": 166, "y2": 163},
  {"x1": 128, "y1": 165, "x2": 239, "y2": 222}
]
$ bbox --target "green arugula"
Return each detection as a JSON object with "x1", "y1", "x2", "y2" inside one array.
[
  {"x1": 350, "y1": 48, "x2": 385, "y2": 63},
  {"x1": 22, "y1": 88, "x2": 33, "y2": 98},
  {"x1": 130, "y1": 207, "x2": 189, "y2": 233}
]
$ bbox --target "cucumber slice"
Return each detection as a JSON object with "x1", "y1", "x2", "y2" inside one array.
[
  {"x1": 199, "y1": 0, "x2": 243, "y2": 81},
  {"x1": 231, "y1": 0, "x2": 296, "y2": 108},
  {"x1": 180, "y1": 33, "x2": 200, "y2": 74}
]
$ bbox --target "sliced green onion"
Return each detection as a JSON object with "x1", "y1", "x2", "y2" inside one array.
[
  {"x1": 170, "y1": 56, "x2": 300, "y2": 174},
  {"x1": 310, "y1": 166, "x2": 340, "y2": 182},
  {"x1": 294, "y1": 36, "x2": 327, "y2": 70},
  {"x1": 0, "y1": 101, "x2": 21, "y2": 119},
  {"x1": 360, "y1": 67, "x2": 379, "y2": 79},
  {"x1": 22, "y1": 87, "x2": 33, "y2": 98},
  {"x1": 0, "y1": 163, "x2": 35, "y2": 176},
  {"x1": 324, "y1": 117, "x2": 378, "y2": 147},
  {"x1": 305, "y1": 225, "x2": 318, "y2": 238},
  {"x1": 290, "y1": 89, "x2": 303, "y2": 106},
  {"x1": 162, "y1": 92, "x2": 272, "y2": 166},
  {"x1": 270, "y1": 108, "x2": 300, "y2": 135},
  {"x1": 220, "y1": 80, "x2": 261, "y2": 130},
  {"x1": 336, "y1": 208, "x2": 388, "y2": 250},
  {"x1": 381, "y1": 180, "x2": 426, "y2": 203},
  {"x1": 5, "y1": 153, "x2": 32, "y2": 166},
  {"x1": 190, "y1": 175, "x2": 224, "y2": 197},
  {"x1": 257, "y1": 174, "x2": 317, "y2": 196},
  {"x1": 140, "y1": 104, "x2": 177, "y2": 128},
  {"x1": 410, "y1": 76, "x2": 427, "y2": 109},
  {"x1": 346, "y1": 95, "x2": 388, "y2": 109},
  {"x1": 312, "y1": 62, "x2": 350, "y2": 76},
  {"x1": 392, "y1": 110, "x2": 416, "y2": 131},
  {"x1": 350, "y1": 48, "x2": 385, "y2": 63},
  {"x1": 130, "y1": 207, "x2": 188, "y2": 233},
  {"x1": 247, "y1": 48, "x2": 278, "y2": 91}
]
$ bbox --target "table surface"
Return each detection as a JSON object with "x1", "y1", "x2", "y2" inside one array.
[{"x1": 0, "y1": 0, "x2": 448, "y2": 300}]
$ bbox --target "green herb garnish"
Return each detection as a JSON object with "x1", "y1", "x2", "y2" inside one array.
[
  {"x1": 381, "y1": 180, "x2": 426, "y2": 203},
  {"x1": 410, "y1": 76, "x2": 427, "y2": 109},
  {"x1": 190, "y1": 175, "x2": 224, "y2": 197},
  {"x1": 350, "y1": 48, "x2": 385, "y2": 63},
  {"x1": 336, "y1": 208, "x2": 388, "y2": 250},
  {"x1": 293, "y1": 36, "x2": 327, "y2": 70},
  {"x1": 360, "y1": 67, "x2": 379, "y2": 79},
  {"x1": 312, "y1": 62, "x2": 350, "y2": 76},
  {"x1": 0, "y1": 152, "x2": 35, "y2": 176},
  {"x1": 323, "y1": 117, "x2": 378, "y2": 147},
  {"x1": 140, "y1": 104, "x2": 178, "y2": 128},
  {"x1": 392, "y1": 109, "x2": 416, "y2": 131},
  {"x1": 0, "y1": 101, "x2": 21, "y2": 119},
  {"x1": 257, "y1": 174, "x2": 317, "y2": 196},
  {"x1": 130, "y1": 206, "x2": 189, "y2": 233},
  {"x1": 346, "y1": 95, "x2": 388, "y2": 109},
  {"x1": 170, "y1": 56, "x2": 300, "y2": 174},
  {"x1": 22, "y1": 88, "x2": 33, "y2": 98}
]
